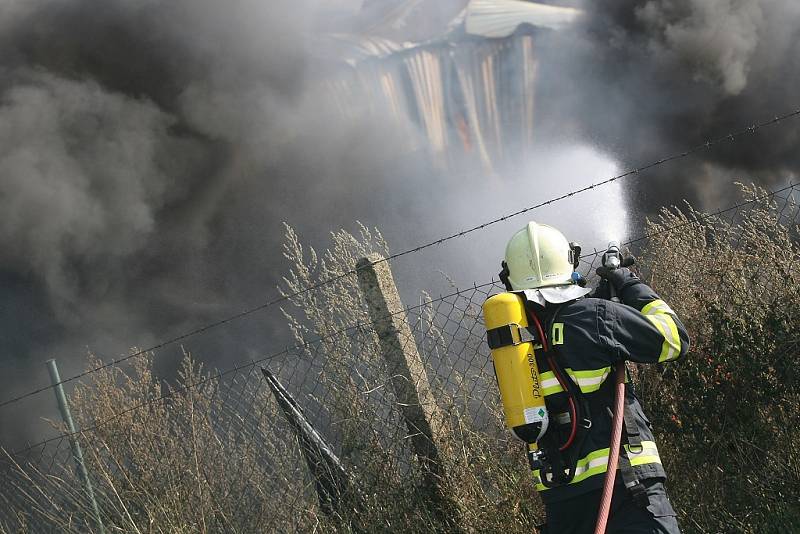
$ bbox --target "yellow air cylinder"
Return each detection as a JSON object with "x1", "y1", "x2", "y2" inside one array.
[{"x1": 483, "y1": 292, "x2": 549, "y2": 444}]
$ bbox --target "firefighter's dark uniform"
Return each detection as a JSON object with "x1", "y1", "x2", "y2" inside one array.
[{"x1": 532, "y1": 269, "x2": 689, "y2": 534}]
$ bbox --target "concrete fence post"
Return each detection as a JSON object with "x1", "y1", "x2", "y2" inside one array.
[{"x1": 356, "y1": 254, "x2": 462, "y2": 528}]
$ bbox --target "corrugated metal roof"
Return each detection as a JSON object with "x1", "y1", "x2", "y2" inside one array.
[
  {"x1": 317, "y1": 1, "x2": 581, "y2": 63},
  {"x1": 314, "y1": 1, "x2": 582, "y2": 172}
]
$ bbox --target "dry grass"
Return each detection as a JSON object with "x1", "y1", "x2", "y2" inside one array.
[
  {"x1": 2, "y1": 353, "x2": 321, "y2": 533},
  {"x1": 2, "y1": 189, "x2": 797, "y2": 533},
  {"x1": 278, "y1": 222, "x2": 544, "y2": 532}
]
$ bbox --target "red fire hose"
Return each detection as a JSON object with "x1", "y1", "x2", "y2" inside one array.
[{"x1": 593, "y1": 363, "x2": 627, "y2": 534}]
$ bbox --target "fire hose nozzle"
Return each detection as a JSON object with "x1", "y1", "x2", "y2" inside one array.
[
  {"x1": 603, "y1": 241, "x2": 621, "y2": 269},
  {"x1": 601, "y1": 241, "x2": 634, "y2": 303},
  {"x1": 602, "y1": 241, "x2": 635, "y2": 269}
]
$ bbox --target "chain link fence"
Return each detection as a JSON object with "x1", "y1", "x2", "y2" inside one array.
[{"x1": 1, "y1": 183, "x2": 798, "y2": 533}]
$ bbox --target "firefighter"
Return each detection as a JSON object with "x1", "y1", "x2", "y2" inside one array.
[{"x1": 500, "y1": 221, "x2": 688, "y2": 534}]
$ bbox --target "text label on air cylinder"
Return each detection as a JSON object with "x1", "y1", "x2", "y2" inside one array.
[{"x1": 528, "y1": 351, "x2": 541, "y2": 400}]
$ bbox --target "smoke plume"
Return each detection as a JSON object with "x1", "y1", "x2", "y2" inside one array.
[
  {"x1": 0, "y1": 0, "x2": 440, "y2": 445},
  {"x1": 1, "y1": 0, "x2": 799, "y2": 446},
  {"x1": 536, "y1": 0, "x2": 800, "y2": 208}
]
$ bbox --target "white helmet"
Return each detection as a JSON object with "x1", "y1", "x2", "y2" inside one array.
[{"x1": 504, "y1": 221, "x2": 576, "y2": 290}]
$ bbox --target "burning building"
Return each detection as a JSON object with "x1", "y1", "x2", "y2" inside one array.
[{"x1": 315, "y1": 0, "x2": 581, "y2": 174}]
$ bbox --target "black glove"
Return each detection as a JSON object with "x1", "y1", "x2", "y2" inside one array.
[{"x1": 594, "y1": 266, "x2": 640, "y2": 299}]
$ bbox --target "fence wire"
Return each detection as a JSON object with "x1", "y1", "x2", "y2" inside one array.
[
  {"x1": 1, "y1": 183, "x2": 798, "y2": 533},
  {"x1": 4, "y1": 109, "x2": 799, "y2": 415}
]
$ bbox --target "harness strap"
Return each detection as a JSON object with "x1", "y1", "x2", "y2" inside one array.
[
  {"x1": 486, "y1": 323, "x2": 540, "y2": 349},
  {"x1": 622, "y1": 377, "x2": 643, "y2": 452},
  {"x1": 618, "y1": 376, "x2": 650, "y2": 508},
  {"x1": 532, "y1": 303, "x2": 594, "y2": 488}
]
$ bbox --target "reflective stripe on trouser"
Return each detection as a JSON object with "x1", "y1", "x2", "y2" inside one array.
[
  {"x1": 641, "y1": 299, "x2": 681, "y2": 362},
  {"x1": 533, "y1": 440, "x2": 662, "y2": 491},
  {"x1": 540, "y1": 366, "x2": 612, "y2": 396}
]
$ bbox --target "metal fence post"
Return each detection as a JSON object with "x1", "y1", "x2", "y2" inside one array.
[
  {"x1": 46, "y1": 359, "x2": 105, "y2": 534},
  {"x1": 356, "y1": 254, "x2": 461, "y2": 526}
]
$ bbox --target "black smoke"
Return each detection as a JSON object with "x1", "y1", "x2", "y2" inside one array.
[
  {"x1": 0, "y1": 0, "x2": 443, "y2": 446},
  {"x1": 2, "y1": 0, "x2": 799, "y2": 447},
  {"x1": 536, "y1": 0, "x2": 800, "y2": 209}
]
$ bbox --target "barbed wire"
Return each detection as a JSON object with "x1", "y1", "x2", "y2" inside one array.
[
  {"x1": 387, "y1": 111, "x2": 800, "y2": 260},
  {"x1": 579, "y1": 182, "x2": 800, "y2": 259},
  {"x1": 10, "y1": 282, "x2": 499, "y2": 456},
  {"x1": 1, "y1": 107, "x2": 798, "y2": 412},
  {"x1": 0, "y1": 272, "x2": 358, "y2": 411},
  {"x1": 3, "y1": 184, "x2": 798, "y2": 533},
  {"x1": 12, "y1": 181, "x2": 800, "y2": 456}
]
